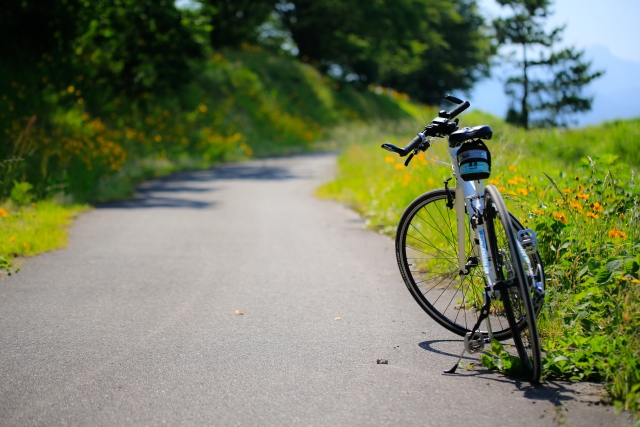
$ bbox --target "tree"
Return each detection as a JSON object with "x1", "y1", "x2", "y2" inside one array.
[
  {"x1": 494, "y1": 0, "x2": 603, "y2": 128},
  {"x1": 277, "y1": 0, "x2": 493, "y2": 104},
  {"x1": 203, "y1": 0, "x2": 277, "y2": 48}
]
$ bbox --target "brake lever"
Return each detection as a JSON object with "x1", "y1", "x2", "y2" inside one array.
[{"x1": 404, "y1": 152, "x2": 415, "y2": 167}]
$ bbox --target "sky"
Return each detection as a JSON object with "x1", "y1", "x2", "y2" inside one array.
[
  {"x1": 471, "y1": 0, "x2": 640, "y2": 124},
  {"x1": 478, "y1": 0, "x2": 640, "y2": 63}
]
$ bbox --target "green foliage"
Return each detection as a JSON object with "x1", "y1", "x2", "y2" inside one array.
[
  {"x1": 494, "y1": 0, "x2": 603, "y2": 128},
  {"x1": 318, "y1": 113, "x2": 640, "y2": 413},
  {"x1": 9, "y1": 182, "x2": 33, "y2": 207},
  {"x1": 481, "y1": 340, "x2": 523, "y2": 376},
  {"x1": 277, "y1": 0, "x2": 493, "y2": 104},
  {"x1": 0, "y1": 201, "x2": 86, "y2": 269},
  {"x1": 0, "y1": 255, "x2": 19, "y2": 276},
  {"x1": 205, "y1": 0, "x2": 276, "y2": 48}
]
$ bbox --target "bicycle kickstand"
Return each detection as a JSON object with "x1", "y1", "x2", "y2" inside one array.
[{"x1": 443, "y1": 294, "x2": 492, "y2": 374}]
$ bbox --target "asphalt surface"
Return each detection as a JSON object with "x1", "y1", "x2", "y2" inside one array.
[{"x1": 0, "y1": 153, "x2": 635, "y2": 426}]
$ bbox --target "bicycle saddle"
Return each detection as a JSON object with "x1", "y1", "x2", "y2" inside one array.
[{"x1": 449, "y1": 125, "x2": 493, "y2": 144}]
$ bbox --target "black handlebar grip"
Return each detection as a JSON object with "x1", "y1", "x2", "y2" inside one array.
[
  {"x1": 447, "y1": 100, "x2": 470, "y2": 119},
  {"x1": 403, "y1": 134, "x2": 423, "y2": 153}
]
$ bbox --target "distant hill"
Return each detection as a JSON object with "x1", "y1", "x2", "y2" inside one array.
[{"x1": 467, "y1": 45, "x2": 640, "y2": 127}]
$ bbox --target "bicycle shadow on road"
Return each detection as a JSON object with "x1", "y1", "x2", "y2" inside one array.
[{"x1": 419, "y1": 339, "x2": 609, "y2": 408}]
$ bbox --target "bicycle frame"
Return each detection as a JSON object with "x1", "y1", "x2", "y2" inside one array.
[{"x1": 445, "y1": 140, "x2": 538, "y2": 303}]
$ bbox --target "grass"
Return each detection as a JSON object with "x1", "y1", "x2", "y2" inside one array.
[
  {"x1": 317, "y1": 112, "x2": 640, "y2": 414},
  {"x1": 0, "y1": 201, "x2": 87, "y2": 276}
]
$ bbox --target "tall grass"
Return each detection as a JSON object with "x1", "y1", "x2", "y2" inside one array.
[{"x1": 318, "y1": 113, "x2": 640, "y2": 413}]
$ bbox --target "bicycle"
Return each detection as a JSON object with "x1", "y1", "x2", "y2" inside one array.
[{"x1": 381, "y1": 95, "x2": 545, "y2": 382}]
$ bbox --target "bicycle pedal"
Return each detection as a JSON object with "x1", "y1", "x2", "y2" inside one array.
[{"x1": 517, "y1": 229, "x2": 538, "y2": 255}]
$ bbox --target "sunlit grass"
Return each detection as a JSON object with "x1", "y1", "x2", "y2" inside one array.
[{"x1": 0, "y1": 201, "x2": 87, "y2": 275}]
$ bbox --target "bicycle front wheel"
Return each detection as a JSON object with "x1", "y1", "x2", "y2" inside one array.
[
  {"x1": 396, "y1": 188, "x2": 529, "y2": 340},
  {"x1": 484, "y1": 185, "x2": 542, "y2": 382}
]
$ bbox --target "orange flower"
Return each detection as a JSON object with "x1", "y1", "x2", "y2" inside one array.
[
  {"x1": 508, "y1": 191, "x2": 517, "y2": 196},
  {"x1": 9, "y1": 236, "x2": 15, "y2": 242},
  {"x1": 608, "y1": 228, "x2": 627, "y2": 239},
  {"x1": 498, "y1": 186, "x2": 507, "y2": 192},
  {"x1": 507, "y1": 179, "x2": 517, "y2": 185},
  {"x1": 577, "y1": 193, "x2": 590, "y2": 200},
  {"x1": 402, "y1": 173, "x2": 411, "y2": 186},
  {"x1": 528, "y1": 186, "x2": 535, "y2": 191},
  {"x1": 428, "y1": 178, "x2": 434, "y2": 184},
  {"x1": 562, "y1": 189, "x2": 572, "y2": 194},
  {"x1": 552, "y1": 212, "x2": 567, "y2": 223},
  {"x1": 514, "y1": 176, "x2": 526, "y2": 183},
  {"x1": 394, "y1": 163, "x2": 404, "y2": 170},
  {"x1": 570, "y1": 202, "x2": 583, "y2": 212},
  {"x1": 592, "y1": 202, "x2": 603, "y2": 212},
  {"x1": 517, "y1": 187, "x2": 528, "y2": 196},
  {"x1": 0, "y1": 208, "x2": 7, "y2": 217},
  {"x1": 23, "y1": 242, "x2": 30, "y2": 249},
  {"x1": 385, "y1": 156, "x2": 395, "y2": 163},
  {"x1": 508, "y1": 165, "x2": 517, "y2": 172},
  {"x1": 488, "y1": 179, "x2": 500, "y2": 185},
  {"x1": 532, "y1": 208, "x2": 544, "y2": 215},
  {"x1": 586, "y1": 212, "x2": 599, "y2": 220}
]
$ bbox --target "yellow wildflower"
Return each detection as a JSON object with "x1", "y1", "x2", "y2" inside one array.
[
  {"x1": 0, "y1": 208, "x2": 7, "y2": 217},
  {"x1": 402, "y1": 173, "x2": 411, "y2": 186},
  {"x1": 532, "y1": 209, "x2": 544, "y2": 215},
  {"x1": 586, "y1": 212, "x2": 599, "y2": 219},
  {"x1": 385, "y1": 156, "x2": 395, "y2": 163},
  {"x1": 508, "y1": 165, "x2": 517, "y2": 172},
  {"x1": 507, "y1": 179, "x2": 518, "y2": 185},
  {"x1": 514, "y1": 176, "x2": 526, "y2": 183},
  {"x1": 394, "y1": 163, "x2": 404, "y2": 170},
  {"x1": 508, "y1": 191, "x2": 517, "y2": 196},
  {"x1": 570, "y1": 202, "x2": 583, "y2": 212},
  {"x1": 562, "y1": 189, "x2": 572, "y2": 194},
  {"x1": 592, "y1": 202, "x2": 603, "y2": 212},
  {"x1": 488, "y1": 179, "x2": 500, "y2": 185},
  {"x1": 498, "y1": 186, "x2": 506, "y2": 192},
  {"x1": 9, "y1": 236, "x2": 15, "y2": 242},
  {"x1": 428, "y1": 178, "x2": 434, "y2": 185},
  {"x1": 23, "y1": 242, "x2": 30, "y2": 249},
  {"x1": 552, "y1": 212, "x2": 567, "y2": 224},
  {"x1": 528, "y1": 186, "x2": 535, "y2": 191},
  {"x1": 517, "y1": 187, "x2": 528, "y2": 196},
  {"x1": 577, "y1": 193, "x2": 590, "y2": 200}
]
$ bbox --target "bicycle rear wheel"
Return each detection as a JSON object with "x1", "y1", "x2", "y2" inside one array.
[
  {"x1": 484, "y1": 185, "x2": 541, "y2": 382},
  {"x1": 395, "y1": 188, "x2": 542, "y2": 340}
]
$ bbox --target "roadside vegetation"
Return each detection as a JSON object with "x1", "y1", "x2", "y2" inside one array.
[
  {"x1": 0, "y1": 47, "x2": 420, "y2": 274},
  {"x1": 317, "y1": 114, "x2": 640, "y2": 414}
]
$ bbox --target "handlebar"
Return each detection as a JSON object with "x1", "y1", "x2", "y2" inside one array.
[{"x1": 381, "y1": 95, "x2": 471, "y2": 166}]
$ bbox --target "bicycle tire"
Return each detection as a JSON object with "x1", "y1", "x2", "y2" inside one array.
[
  {"x1": 484, "y1": 184, "x2": 542, "y2": 382},
  {"x1": 395, "y1": 188, "x2": 543, "y2": 340}
]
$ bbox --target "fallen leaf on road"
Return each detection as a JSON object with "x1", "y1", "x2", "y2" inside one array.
[
  {"x1": 334, "y1": 317, "x2": 341, "y2": 321},
  {"x1": 234, "y1": 310, "x2": 245, "y2": 315}
]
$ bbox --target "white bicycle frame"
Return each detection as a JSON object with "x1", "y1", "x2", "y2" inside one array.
[{"x1": 443, "y1": 139, "x2": 538, "y2": 302}]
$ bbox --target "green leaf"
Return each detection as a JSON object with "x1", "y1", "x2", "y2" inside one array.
[
  {"x1": 605, "y1": 258, "x2": 623, "y2": 273},
  {"x1": 587, "y1": 257, "x2": 601, "y2": 274},
  {"x1": 595, "y1": 267, "x2": 611, "y2": 284},
  {"x1": 623, "y1": 258, "x2": 639, "y2": 274}
]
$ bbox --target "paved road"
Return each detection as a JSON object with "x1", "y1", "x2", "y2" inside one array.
[{"x1": 0, "y1": 153, "x2": 635, "y2": 426}]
